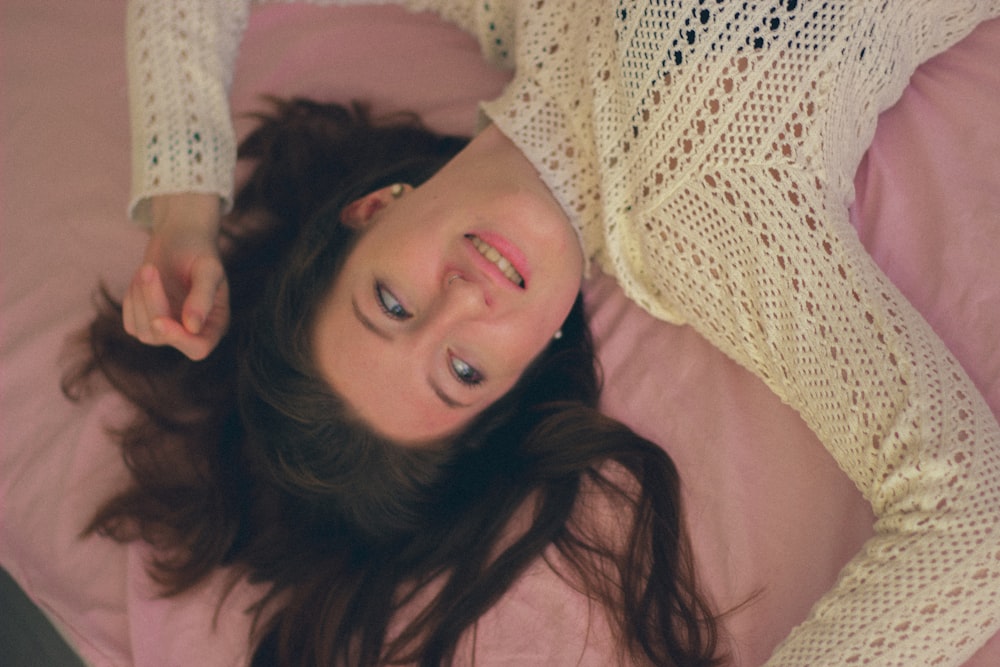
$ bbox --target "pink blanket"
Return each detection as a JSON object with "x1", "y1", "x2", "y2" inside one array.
[{"x1": 2, "y1": 3, "x2": 998, "y2": 664}]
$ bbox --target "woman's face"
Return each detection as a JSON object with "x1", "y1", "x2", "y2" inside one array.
[{"x1": 312, "y1": 126, "x2": 584, "y2": 444}]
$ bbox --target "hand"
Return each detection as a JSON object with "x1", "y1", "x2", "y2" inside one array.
[{"x1": 122, "y1": 193, "x2": 229, "y2": 361}]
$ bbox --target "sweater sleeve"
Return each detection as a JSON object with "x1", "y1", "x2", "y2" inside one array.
[
  {"x1": 627, "y1": 12, "x2": 1000, "y2": 665},
  {"x1": 125, "y1": 0, "x2": 513, "y2": 224},
  {"x1": 642, "y1": 161, "x2": 1000, "y2": 667},
  {"x1": 612, "y1": 13, "x2": 1000, "y2": 663},
  {"x1": 126, "y1": 0, "x2": 252, "y2": 223}
]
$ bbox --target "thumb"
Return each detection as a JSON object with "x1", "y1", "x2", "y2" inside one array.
[{"x1": 182, "y1": 256, "x2": 225, "y2": 334}]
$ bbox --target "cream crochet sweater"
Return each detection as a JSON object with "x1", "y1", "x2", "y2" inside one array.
[{"x1": 128, "y1": 1, "x2": 1000, "y2": 665}]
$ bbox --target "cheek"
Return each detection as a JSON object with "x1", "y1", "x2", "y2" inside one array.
[
  {"x1": 378, "y1": 234, "x2": 440, "y2": 277},
  {"x1": 512, "y1": 304, "x2": 568, "y2": 357}
]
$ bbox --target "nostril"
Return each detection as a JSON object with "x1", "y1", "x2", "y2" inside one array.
[{"x1": 444, "y1": 270, "x2": 493, "y2": 308}]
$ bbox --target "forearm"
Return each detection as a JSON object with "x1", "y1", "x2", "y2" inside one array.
[
  {"x1": 126, "y1": 0, "x2": 252, "y2": 223},
  {"x1": 148, "y1": 193, "x2": 221, "y2": 239},
  {"x1": 652, "y1": 167, "x2": 1000, "y2": 665},
  {"x1": 123, "y1": 0, "x2": 507, "y2": 226}
]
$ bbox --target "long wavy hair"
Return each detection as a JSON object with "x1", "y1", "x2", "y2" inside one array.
[{"x1": 64, "y1": 99, "x2": 721, "y2": 666}]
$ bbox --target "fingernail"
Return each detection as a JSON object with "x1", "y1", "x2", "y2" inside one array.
[{"x1": 185, "y1": 313, "x2": 204, "y2": 333}]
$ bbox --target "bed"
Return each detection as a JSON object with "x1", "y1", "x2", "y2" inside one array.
[{"x1": 2, "y1": 2, "x2": 999, "y2": 665}]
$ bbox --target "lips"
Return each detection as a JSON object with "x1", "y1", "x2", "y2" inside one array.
[{"x1": 466, "y1": 233, "x2": 527, "y2": 288}]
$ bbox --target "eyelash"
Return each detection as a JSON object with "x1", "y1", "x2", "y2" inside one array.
[
  {"x1": 375, "y1": 282, "x2": 485, "y2": 388},
  {"x1": 375, "y1": 282, "x2": 411, "y2": 320},
  {"x1": 449, "y1": 355, "x2": 485, "y2": 387}
]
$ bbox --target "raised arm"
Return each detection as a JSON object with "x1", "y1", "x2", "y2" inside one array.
[
  {"x1": 121, "y1": 0, "x2": 516, "y2": 358},
  {"x1": 121, "y1": 0, "x2": 256, "y2": 358},
  {"x1": 127, "y1": 0, "x2": 252, "y2": 221},
  {"x1": 126, "y1": 0, "x2": 507, "y2": 223}
]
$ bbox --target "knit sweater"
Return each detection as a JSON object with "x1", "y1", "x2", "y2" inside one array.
[{"x1": 128, "y1": 1, "x2": 1000, "y2": 665}]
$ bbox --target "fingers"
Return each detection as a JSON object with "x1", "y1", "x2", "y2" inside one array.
[
  {"x1": 123, "y1": 203, "x2": 228, "y2": 360},
  {"x1": 123, "y1": 264, "x2": 169, "y2": 342},
  {"x1": 143, "y1": 317, "x2": 217, "y2": 361},
  {"x1": 121, "y1": 263, "x2": 226, "y2": 361},
  {"x1": 181, "y1": 255, "x2": 226, "y2": 335}
]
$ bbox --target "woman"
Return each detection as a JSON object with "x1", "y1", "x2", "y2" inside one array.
[
  {"x1": 75, "y1": 98, "x2": 718, "y2": 665},
  {"x1": 91, "y1": 0, "x2": 1000, "y2": 665}
]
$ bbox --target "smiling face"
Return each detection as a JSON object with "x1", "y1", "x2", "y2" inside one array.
[{"x1": 312, "y1": 126, "x2": 584, "y2": 444}]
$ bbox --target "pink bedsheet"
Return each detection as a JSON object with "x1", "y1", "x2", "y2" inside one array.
[{"x1": 2, "y1": 2, "x2": 998, "y2": 665}]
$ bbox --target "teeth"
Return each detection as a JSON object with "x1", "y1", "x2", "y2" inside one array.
[{"x1": 470, "y1": 236, "x2": 525, "y2": 287}]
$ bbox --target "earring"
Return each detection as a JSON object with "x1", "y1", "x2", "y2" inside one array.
[
  {"x1": 390, "y1": 183, "x2": 405, "y2": 199},
  {"x1": 553, "y1": 329, "x2": 563, "y2": 340}
]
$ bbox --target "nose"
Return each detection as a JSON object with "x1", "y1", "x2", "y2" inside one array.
[
  {"x1": 443, "y1": 272, "x2": 491, "y2": 312},
  {"x1": 421, "y1": 272, "x2": 490, "y2": 334},
  {"x1": 409, "y1": 273, "x2": 494, "y2": 359}
]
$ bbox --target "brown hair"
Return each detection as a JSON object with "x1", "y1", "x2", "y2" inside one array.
[{"x1": 64, "y1": 99, "x2": 721, "y2": 666}]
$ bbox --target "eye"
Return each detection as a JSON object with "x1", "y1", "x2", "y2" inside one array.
[
  {"x1": 375, "y1": 282, "x2": 411, "y2": 320},
  {"x1": 449, "y1": 354, "x2": 484, "y2": 387}
]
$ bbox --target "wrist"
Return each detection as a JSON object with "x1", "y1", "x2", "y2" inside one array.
[{"x1": 149, "y1": 193, "x2": 222, "y2": 239}]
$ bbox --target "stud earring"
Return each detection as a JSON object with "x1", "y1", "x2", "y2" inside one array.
[
  {"x1": 553, "y1": 329, "x2": 563, "y2": 340},
  {"x1": 390, "y1": 183, "x2": 405, "y2": 199}
]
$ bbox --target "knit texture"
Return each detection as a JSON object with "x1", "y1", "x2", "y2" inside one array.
[{"x1": 128, "y1": 1, "x2": 1000, "y2": 664}]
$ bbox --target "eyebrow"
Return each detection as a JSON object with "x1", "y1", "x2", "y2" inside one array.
[
  {"x1": 351, "y1": 297, "x2": 471, "y2": 410},
  {"x1": 352, "y1": 297, "x2": 393, "y2": 341}
]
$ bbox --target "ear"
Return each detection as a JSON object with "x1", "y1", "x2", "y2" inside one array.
[{"x1": 339, "y1": 183, "x2": 412, "y2": 229}]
